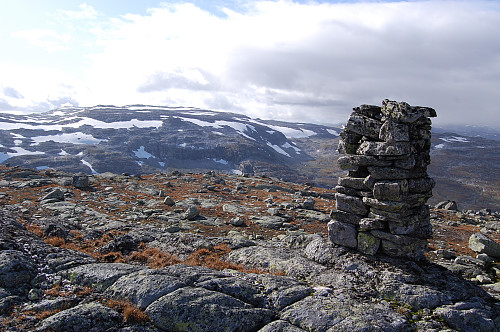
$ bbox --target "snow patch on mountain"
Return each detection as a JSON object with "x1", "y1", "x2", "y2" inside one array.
[
  {"x1": 440, "y1": 136, "x2": 469, "y2": 143},
  {"x1": 133, "y1": 146, "x2": 155, "y2": 159},
  {"x1": 267, "y1": 142, "x2": 291, "y2": 157},
  {"x1": 327, "y1": 129, "x2": 340, "y2": 136},
  {"x1": 212, "y1": 158, "x2": 229, "y2": 165},
  {"x1": 81, "y1": 159, "x2": 98, "y2": 174},
  {"x1": 31, "y1": 133, "x2": 106, "y2": 145}
]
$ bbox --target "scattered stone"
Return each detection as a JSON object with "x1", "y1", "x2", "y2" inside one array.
[
  {"x1": 0, "y1": 164, "x2": 499, "y2": 331},
  {"x1": 230, "y1": 217, "x2": 245, "y2": 227},
  {"x1": 183, "y1": 206, "x2": 200, "y2": 221},
  {"x1": 163, "y1": 196, "x2": 175, "y2": 206},
  {"x1": 435, "y1": 249, "x2": 456, "y2": 260},
  {"x1": 41, "y1": 188, "x2": 65, "y2": 202},
  {"x1": 72, "y1": 173, "x2": 90, "y2": 189}
]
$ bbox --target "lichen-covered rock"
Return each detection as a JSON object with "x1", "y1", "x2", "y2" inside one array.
[
  {"x1": 60, "y1": 263, "x2": 142, "y2": 291},
  {"x1": 357, "y1": 232, "x2": 380, "y2": 255},
  {"x1": 37, "y1": 302, "x2": 121, "y2": 332},
  {"x1": 196, "y1": 276, "x2": 265, "y2": 307},
  {"x1": 335, "y1": 193, "x2": 367, "y2": 215},
  {"x1": 338, "y1": 176, "x2": 369, "y2": 191},
  {"x1": 0, "y1": 250, "x2": 36, "y2": 290},
  {"x1": 357, "y1": 141, "x2": 411, "y2": 156},
  {"x1": 434, "y1": 301, "x2": 497, "y2": 332},
  {"x1": 104, "y1": 269, "x2": 186, "y2": 309},
  {"x1": 363, "y1": 197, "x2": 408, "y2": 213},
  {"x1": 379, "y1": 120, "x2": 410, "y2": 142},
  {"x1": 145, "y1": 287, "x2": 273, "y2": 332},
  {"x1": 304, "y1": 237, "x2": 346, "y2": 266},
  {"x1": 72, "y1": 174, "x2": 90, "y2": 189},
  {"x1": 227, "y1": 246, "x2": 326, "y2": 279},
  {"x1": 41, "y1": 188, "x2": 65, "y2": 202},
  {"x1": 381, "y1": 99, "x2": 436, "y2": 123},
  {"x1": 337, "y1": 155, "x2": 391, "y2": 170},
  {"x1": 328, "y1": 220, "x2": 357, "y2": 249},
  {"x1": 280, "y1": 295, "x2": 410, "y2": 332},
  {"x1": 45, "y1": 248, "x2": 97, "y2": 272},
  {"x1": 182, "y1": 206, "x2": 200, "y2": 220},
  {"x1": 329, "y1": 209, "x2": 362, "y2": 225},
  {"x1": 345, "y1": 113, "x2": 382, "y2": 139},
  {"x1": 258, "y1": 320, "x2": 307, "y2": 332}
]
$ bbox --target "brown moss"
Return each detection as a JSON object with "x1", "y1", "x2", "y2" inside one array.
[
  {"x1": 102, "y1": 299, "x2": 150, "y2": 323},
  {"x1": 128, "y1": 246, "x2": 182, "y2": 268},
  {"x1": 45, "y1": 236, "x2": 66, "y2": 247}
]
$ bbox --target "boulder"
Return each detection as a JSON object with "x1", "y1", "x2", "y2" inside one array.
[
  {"x1": 357, "y1": 141, "x2": 411, "y2": 156},
  {"x1": 0, "y1": 250, "x2": 36, "y2": 290},
  {"x1": 41, "y1": 188, "x2": 65, "y2": 202},
  {"x1": 469, "y1": 233, "x2": 500, "y2": 258},
  {"x1": 434, "y1": 301, "x2": 497, "y2": 332},
  {"x1": 163, "y1": 196, "x2": 175, "y2": 206},
  {"x1": 183, "y1": 206, "x2": 200, "y2": 221},
  {"x1": 72, "y1": 174, "x2": 90, "y2": 189}
]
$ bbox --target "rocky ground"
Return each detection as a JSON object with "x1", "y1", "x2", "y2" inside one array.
[{"x1": 0, "y1": 165, "x2": 499, "y2": 331}]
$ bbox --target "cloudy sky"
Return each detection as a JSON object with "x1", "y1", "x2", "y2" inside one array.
[{"x1": 0, "y1": 0, "x2": 499, "y2": 127}]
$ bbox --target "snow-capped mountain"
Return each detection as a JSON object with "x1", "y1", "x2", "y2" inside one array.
[{"x1": 0, "y1": 105, "x2": 340, "y2": 180}]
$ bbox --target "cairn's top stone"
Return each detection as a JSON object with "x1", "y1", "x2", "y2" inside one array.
[{"x1": 381, "y1": 99, "x2": 436, "y2": 124}]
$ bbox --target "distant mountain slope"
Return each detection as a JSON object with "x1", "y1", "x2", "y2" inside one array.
[
  {"x1": 0, "y1": 105, "x2": 340, "y2": 180},
  {"x1": 429, "y1": 132, "x2": 500, "y2": 210}
]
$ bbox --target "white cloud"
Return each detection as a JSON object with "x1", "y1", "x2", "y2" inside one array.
[
  {"x1": 12, "y1": 29, "x2": 71, "y2": 52},
  {"x1": 2, "y1": 1, "x2": 500, "y2": 127},
  {"x1": 57, "y1": 3, "x2": 99, "y2": 20}
]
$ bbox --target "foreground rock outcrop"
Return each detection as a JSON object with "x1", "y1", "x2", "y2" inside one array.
[{"x1": 0, "y1": 165, "x2": 499, "y2": 331}]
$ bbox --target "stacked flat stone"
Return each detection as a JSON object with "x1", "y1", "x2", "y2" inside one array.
[{"x1": 328, "y1": 99, "x2": 437, "y2": 260}]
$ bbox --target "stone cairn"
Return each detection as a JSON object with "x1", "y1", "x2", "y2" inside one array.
[{"x1": 329, "y1": 99, "x2": 437, "y2": 260}]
